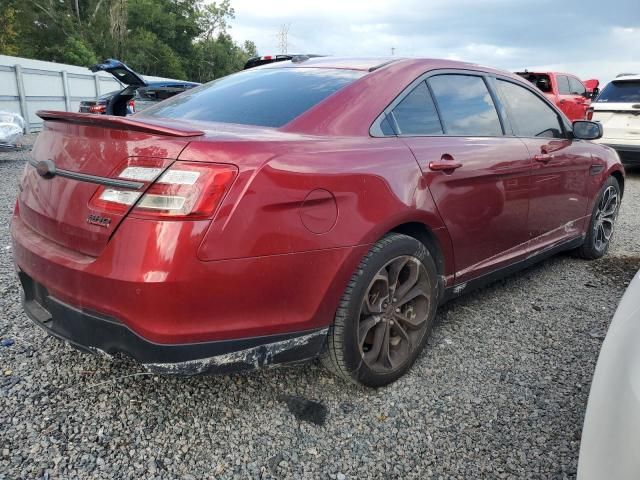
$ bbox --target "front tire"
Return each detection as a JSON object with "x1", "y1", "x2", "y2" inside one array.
[
  {"x1": 575, "y1": 176, "x2": 621, "y2": 260},
  {"x1": 322, "y1": 233, "x2": 439, "y2": 387}
]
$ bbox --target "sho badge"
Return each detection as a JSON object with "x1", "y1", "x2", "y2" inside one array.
[{"x1": 87, "y1": 214, "x2": 111, "y2": 228}]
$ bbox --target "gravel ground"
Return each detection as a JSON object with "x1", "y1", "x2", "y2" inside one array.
[{"x1": 1, "y1": 135, "x2": 639, "y2": 479}]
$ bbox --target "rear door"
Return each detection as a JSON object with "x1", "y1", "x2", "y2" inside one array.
[
  {"x1": 388, "y1": 72, "x2": 532, "y2": 282},
  {"x1": 494, "y1": 78, "x2": 592, "y2": 251}
]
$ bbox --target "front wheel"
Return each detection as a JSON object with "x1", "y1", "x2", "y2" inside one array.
[
  {"x1": 321, "y1": 233, "x2": 439, "y2": 387},
  {"x1": 575, "y1": 176, "x2": 621, "y2": 260}
]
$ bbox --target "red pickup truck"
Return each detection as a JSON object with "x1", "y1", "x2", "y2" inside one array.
[{"x1": 515, "y1": 71, "x2": 599, "y2": 121}]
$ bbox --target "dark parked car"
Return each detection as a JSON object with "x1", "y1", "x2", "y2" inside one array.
[
  {"x1": 13, "y1": 57, "x2": 623, "y2": 387},
  {"x1": 80, "y1": 59, "x2": 199, "y2": 116}
]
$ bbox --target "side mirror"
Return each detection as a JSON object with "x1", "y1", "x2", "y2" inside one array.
[{"x1": 572, "y1": 120, "x2": 603, "y2": 140}]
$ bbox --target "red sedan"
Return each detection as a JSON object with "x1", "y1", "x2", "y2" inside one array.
[{"x1": 11, "y1": 57, "x2": 623, "y2": 386}]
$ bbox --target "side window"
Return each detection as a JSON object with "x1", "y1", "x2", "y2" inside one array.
[
  {"x1": 557, "y1": 75, "x2": 571, "y2": 95},
  {"x1": 569, "y1": 77, "x2": 586, "y2": 95},
  {"x1": 496, "y1": 80, "x2": 564, "y2": 138},
  {"x1": 428, "y1": 74, "x2": 502, "y2": 136},
  {"x1": 388, "y1": 82, "x2": 443, "y2": 135}
]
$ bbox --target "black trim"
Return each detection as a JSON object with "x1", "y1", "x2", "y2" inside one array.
[
  {"x1": 28, "y1": 159, "x2": 144, "y2": 190},
  {"x1": 604, "y1": 144, "x2": 640, "y2": 166},
  {"x1": 368, "y1": 59, "x2": 400, "y2": 72},
  {"x1": 369, "y1": 67, "x2": 572, "y2": 138},
  {"x1": 604, "y1": 144, "x2": 640, "y2": 153},
  {"x1": 440, "y1": 235, "x2": 585, "y2": 303},
  {"x1": 18, "y1": 272, "x2": 326, "y2": 374}
]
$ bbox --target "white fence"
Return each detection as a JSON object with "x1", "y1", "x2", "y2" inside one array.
[{"x1": 0, "y1": 55, "x2": 182, "y2": 133}]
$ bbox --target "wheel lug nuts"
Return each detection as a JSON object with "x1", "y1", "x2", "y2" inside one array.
[{"x1": 395, "y1": 308, "x2": 400, "y2": 313}]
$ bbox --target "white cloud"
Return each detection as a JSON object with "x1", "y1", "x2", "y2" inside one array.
[{"x1": 224, "y1": 0, "x2": 639, "y2": 85}]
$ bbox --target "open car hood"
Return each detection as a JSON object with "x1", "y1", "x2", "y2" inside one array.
[{"x1": 89, "y1": 59, "x2": 147, "y2": 87}]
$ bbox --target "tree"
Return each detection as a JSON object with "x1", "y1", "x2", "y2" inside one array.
[
  {"x1": 0, "y1": 4, "x2": 19, "y2": 56},
  {"x1": 243, "y1": 40, "x2": 258, "y2": 59},
  {"x1": 0, "y1": 0, "x2": 256, "y2": 81},
  {"x1": 199, "y1": 0, "x2": 234, "y2": 41}
]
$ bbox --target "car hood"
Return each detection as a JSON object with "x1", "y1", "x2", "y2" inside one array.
[{"x1": 89, "y1": 59, "x2": 147, "y2": 87}]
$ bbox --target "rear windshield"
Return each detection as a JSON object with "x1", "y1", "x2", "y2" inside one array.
[
  {"x1": 596, "y1": 80, "x2": 640, "y2": 103},
  {"x1": 516, "y1": 73, "x2": 552, "y2": 93},
  {"x1": 139, "y1": 67, "x2": 365, "y2": 127}
]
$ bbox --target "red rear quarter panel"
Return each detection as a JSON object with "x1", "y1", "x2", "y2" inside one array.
[{"x1": 178, "y1": 136, "x2": 446, "y2": 262}]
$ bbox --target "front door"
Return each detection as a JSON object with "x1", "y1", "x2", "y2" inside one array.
[{"x1": 494, "y1": 78, "x2": 591, "y2": 251}]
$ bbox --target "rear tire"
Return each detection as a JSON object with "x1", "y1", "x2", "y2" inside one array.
[
  {"x1": 575, "y1": 176, "x2": 621, "y2": 260},
  {"x1": 321, "y1": 233, "x2": 439, "y2": 387}
]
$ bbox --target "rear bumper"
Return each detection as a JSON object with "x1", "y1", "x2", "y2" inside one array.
[
  {"x1": 11, "y1": 213, "x2": 366, "y2": 345},
  {"x1": 19, "y1": 271, "x2": 327, "y2": 374}
]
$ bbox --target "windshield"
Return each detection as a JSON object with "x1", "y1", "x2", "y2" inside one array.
[
  {"x1": 596, "y1": 80, "x2": 640, "y2": 103},
  {"x1": 139, "y1": 67, "x2": 365, "y2": 127}
]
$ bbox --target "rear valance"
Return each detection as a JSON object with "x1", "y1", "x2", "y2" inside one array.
[{"x1": 36, "y1": 110, "x2": 204, "y2": 137}]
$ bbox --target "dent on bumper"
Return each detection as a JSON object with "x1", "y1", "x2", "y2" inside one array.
[
  {"x1": 20, "y1": 272, "x2": 328, "y2": 375},
  {"x1": 146, "y1": 329, "x2": 328, "y2": 375}
]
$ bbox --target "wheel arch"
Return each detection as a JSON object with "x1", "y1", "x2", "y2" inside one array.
[
  {"x1": 388, "y1": 221, "x2": 447, "y2": 277},
  {"x1": 611, "y1": 169, "x2": 624, "y2": 198}
]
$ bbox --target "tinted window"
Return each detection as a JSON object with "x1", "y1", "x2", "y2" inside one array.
[
  {"x1": 569, "y1": 77, "x2": 586, "y2": 95},
  {"x1": 557, "y1": 75, "x2": 571, "y2": 95},
  {"x1": 140, "y1": 68, "x2": 364, "y2": 127},
  {"x1": 428, "y1": 75, "x2": 502, "y2": 136},
  {"x1": 597, "y1": 80, "x2": 640, "y2": 103},
  {"x1": 497, "y1": 80, "x2": 564, "y2": 138},
  {"x1": 389, "y1": 82, "x2": 442, "y2": 135}
]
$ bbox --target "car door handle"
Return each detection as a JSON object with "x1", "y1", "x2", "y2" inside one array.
[
  {"x1": 428, "y1": 160, "x2": 462, "y2": 172},
  {"x1": 534, "y1": 154, "x2": 554, "y2": 163}
]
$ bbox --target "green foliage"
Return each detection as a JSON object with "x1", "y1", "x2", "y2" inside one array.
[
  {"x1": 0, "y1": 4, "x2": 19, "y2": 56},
  {"x1": 53, "y1": 36, "x2": 98, "y2": 66},
  {"x1": 1, "y1": 0, "x2": 257, "y2": 82},
  {"x1": 124, "y1": 29, "x2": 187, "y2": 79}
]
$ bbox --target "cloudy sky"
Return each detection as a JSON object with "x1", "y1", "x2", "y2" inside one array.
[{"x1": 228, "y1": 0, "x2": 639, "y2": 84}]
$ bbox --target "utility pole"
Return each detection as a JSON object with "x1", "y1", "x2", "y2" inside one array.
[
  {"x1": 391, "y1": 47, "x2": 396, "y2": 56},
  {"x1": 277, "y1": 24, "x2": 290, "y2": 54}
]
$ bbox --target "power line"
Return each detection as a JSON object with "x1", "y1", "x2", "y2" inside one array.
[{"x1": 277, "y1": 24, "x2": 290, "y2": 54}]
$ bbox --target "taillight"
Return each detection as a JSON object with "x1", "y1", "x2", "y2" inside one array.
[
  {"x1": 89, "y1": 104, "x2": 106, "y2": 114},
  {"x1": 128, "y1": 99, "x2": 135, "y2": 113},
  {"x1": 89, "y1": 160, "x2": 237, "y2": 220},
  {"x1": 586, "y1": 107, "x2": 594, "y2": 120}
]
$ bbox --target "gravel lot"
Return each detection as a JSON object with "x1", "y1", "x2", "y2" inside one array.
[{"x1": 1, "y1": 135, "x2": 639, "y2": 479}]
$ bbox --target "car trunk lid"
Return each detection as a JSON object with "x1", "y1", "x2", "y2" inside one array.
[
  {"x1": 89, "y1": 59, "x2": 147, "y2": 87},
  {"x1": 17, "y1": 111, "x2": 203, "y2": 257}
]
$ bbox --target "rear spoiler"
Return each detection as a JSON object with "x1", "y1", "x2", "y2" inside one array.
[{"x1": 36, "y1": 110, "x2": 204, "y2": 137}]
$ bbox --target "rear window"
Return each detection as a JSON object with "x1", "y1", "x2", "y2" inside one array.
[
  {"x1": 139, "y1": 67, "x2": 365, "y2": 127},
  {"x1": 428, "y1": 74, "x2": 503, "y2": 136},
  {"x1": 597, "y1": 80, "x2": 640, "y2": 103}
]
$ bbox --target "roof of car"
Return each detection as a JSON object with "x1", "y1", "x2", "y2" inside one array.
[
  {"x1": 612, "y1": 74, "x2": 640, "y2": 82},
  {"x1": 260, "y1": 56, "x2": 516, "y2": 76}
]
